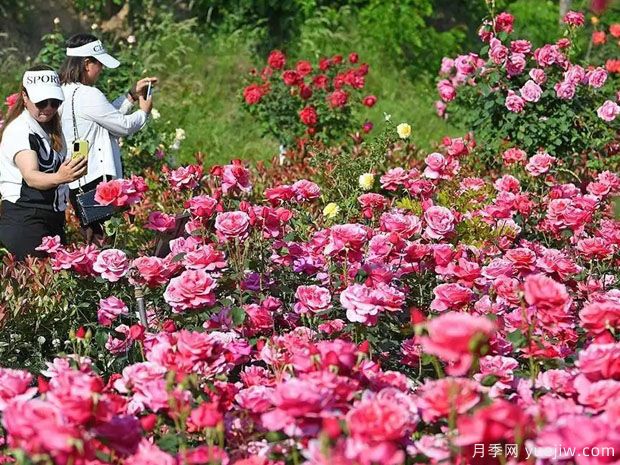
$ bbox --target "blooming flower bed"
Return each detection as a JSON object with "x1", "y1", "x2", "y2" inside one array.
[{"x1": 1, "y1": 9, "x2": 620, "y2": 465}]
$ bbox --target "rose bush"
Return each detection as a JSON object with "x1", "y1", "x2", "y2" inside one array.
[{"x1": 437, "y1": 8, "x2": 620, "y2": 173}]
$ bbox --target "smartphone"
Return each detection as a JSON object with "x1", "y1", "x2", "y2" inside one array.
[
  {"x1": 146, "y1": 81, "x2": 153, "y2": 100},
  {"x1": 72, "y1": 139, "x2": 89, "y2": 159}
]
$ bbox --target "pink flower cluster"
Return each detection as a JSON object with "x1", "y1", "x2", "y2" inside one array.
[{"x1": 94, "y1": 175, "x2": 148, "y2": 207}]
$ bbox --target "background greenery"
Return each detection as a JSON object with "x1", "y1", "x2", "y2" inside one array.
[{"x1": 0, "y1": 0, "x2": 618, "y2": 167}]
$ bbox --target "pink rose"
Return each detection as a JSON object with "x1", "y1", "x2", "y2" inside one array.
[
  {"x1": 35, "y1": 235, "x2": 62, "y2": 254},
  {"x1": 93, "y1": 415, "x2": 142, "y2": 456},
  {"x1": 93, "y1": 249, "x2": 129, "y2": 282},
  {"x1": 163, "y1": 269, "x2": 217, "y2": 312},
  {"x1": 379, "y1": 211, "x2": 421, "y2": 238},
  {"x1": 597, "y1": 100, "x2": 620, "y2": 122},
  {"x1": 131, "y1": 256, "x2": 172, "y2": 287},
  {"x1": 0, "y1": 369, "x2": 36, "y2": 411},
  {"x1": 440, "y1": 57, "x2": 454, "y2": 75},
  {"x1": 510, "y1": 40, "x2": 532, "y2": 54},
  {"x1": 489, "y1": 38, "x2": 508, "y2": 65},
  {"x1": 554, "y1": 81, "x2": 576, "y2": 100},
  {"x1": 588, "y1": 67, "x2": 608, "y2": 88},
  {"x1": 563, "y1": 10, "x2": 585, "y2": 26},
  {"x1": 145, "y1": 211, "x2": 176, "y2": 232},
  {"x1": 340, "y1": 283, "x2": 405, "y2": 325},
  {"x1": 424, "y1": 206, "x2": 456, "y2": 240},
  {"x1": 502, "y1": 147, "x2": 527, "y2": 165},
  {"x1": 430, "y1": 283, "x2": 474, "y2": 312},
  {"x1": 435, "y1": 100, "x2": 447, "y2": 118},
  {"x1": 416, "y1": 378, "x2": 481, "y2": 423},
  {"x1": 186, "y1": 195, "x2": 218, "y2": 218},
  {"x1": 167, "y1": 164, "x2": 203, "y2": 191},
  {"x1": 526, "y1": 152, "x2": 556, "y2": 176},
  {"x1": 346, "y1": 396, "x2": 414, "y2": 442},
  {"x1": 424, "y1": 152, "x2": 447, "y2": 179},
  {"x1": 214, "y1": 211, "x2": 251, "y2": 241},
  {"x1": 221, "y1": 160, "x2": 252, "y2": 195},
  {"x1": 291, "y1": 179, "x2": 321, "y2": 202},
  {"x1": 529, "y1": 68, "x2": 547, "y2": 84},
  {"x1": 506, "y1": 52, "x2": 526, "y2": 76},
  {"x1": 235, "y1": 386, "x2": 274, "y2": 413},
  {"x1": 420, "y1": 312, "x2": 495, "y2": 375},
  {"x1": 5, "y1": 93, "x2": 19, "y2": 109},
  {"x1": 495, "y1": 12, "x2": 514, "y2": 33},
  {"x1": 183, "y1": 244, "x2": 227, "y2": 272},
  {"x1": 98, "y1": 296, "x2": 128, "y2": 326},
  {"x1": 520, "y1": 80, "x2": 542, "y2": 102},
  {"x1": 564, "y1": 64, "x2": 586, "y2": 84},
  {"x1": 294, "y1": 285, "x2": 332, "y2": 314},
  {"x1": 505, "y1": 90, "x2": 525, "y2": 112},
  {"x1": 437, "y1": 79, "x2": 456, "y2": 102},
  {"x1": 534, "y1": 44, "x2": 562, "y2": 67}
]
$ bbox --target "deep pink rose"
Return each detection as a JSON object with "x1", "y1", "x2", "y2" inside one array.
[
  {"x1": 163, "y1": 269, "x2": 217, "y2": 312},
  {"x1": 430, "y1": 283, "x2": 474, "y2": 312},
  {"x1": 131, "y1": 256, "x2": 171, "y2": 287},
  {"x1": 93, "y1": 249, "x2": 129, "y2": 282},
  {"x1": 98, "y1": 296, "x2": 128, "y2": 326},
  {"x1": 424, "y1": 206, "x2": 456, "y2": 239},
  {"x1": 215, "y1": 211, "x2": 251, "y2": 241},
  {"x1": 0, "y1": 369, "x2": 36, "y2": 411},
  {"x1": 145, "y1": 211, "x2": 176, "y2": 232},
  {"x1": 221, "y1": 160, "x2": 252, "y2": 195},
  {"x1": 294, "y1": 285, "x2": 332, "y2": 314},
  {"x1": 420, "y1": 312, "x2": 495, "y2": 375},
  {"x1": 563, "y1": 10, "x2": 585, "y2": 26},
  {"x1": 520, "y1": 80, "x2": 542, "y2": 102},
  {"x1": 437, "y1": 79, "x2": 456, "y2": 102}
]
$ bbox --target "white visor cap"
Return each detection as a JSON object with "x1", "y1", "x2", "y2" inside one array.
[
  {"x1": 22, "y1": 70, "x2": 64, "y2": 103},
  {"x1": 66, "y1": 39, "x2": 120, "y2": 69}
]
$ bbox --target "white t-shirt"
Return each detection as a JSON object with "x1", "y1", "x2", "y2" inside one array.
[
  {"x1": 60, "y1": 83, "x2": 148, "y2": 189},
  {"x1": 0, "y1": 110, "x2": 68, "y2": 212}
]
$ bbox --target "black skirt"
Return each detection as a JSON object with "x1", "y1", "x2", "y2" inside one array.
[{"x1": 0, "y1": 201, "x2": 66, "y2": 260}]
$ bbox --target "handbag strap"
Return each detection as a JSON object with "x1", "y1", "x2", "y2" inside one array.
[{"x1": 71, "y1": 86, "x2": 79, "y2": 142}]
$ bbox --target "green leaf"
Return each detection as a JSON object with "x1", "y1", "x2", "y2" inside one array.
[
  {"x1": 157, "y1": 434, "x2": 181, "y2": 453},
  {"x1": 231, "y1": 306, "x2": 246, "y2": 326},
  {"x1": 507, "y1": 329, "x2": 527, "y2": 348}
]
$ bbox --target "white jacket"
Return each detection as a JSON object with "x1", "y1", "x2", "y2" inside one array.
[{"x1": 60, "y1": 83, "x2": 148, "y2": 189}]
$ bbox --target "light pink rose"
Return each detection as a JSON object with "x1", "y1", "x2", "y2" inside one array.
[
  {"x1": 294, "y1": 285, "x2": 332, "y2": 314},
  {"x1": 529, "y1": 68, "x2": 547, "y2": 84},
  {"x1": 380, "y1": 211, "x2": 422, "y2": 238},
  {"x1": 424, "y1": 206, "x2": 456, "y2": 240},
  {"x1": 35, "y1": 235, "x2": 62, "y2": 254},
  {"x1": 98, "y1": 296, "x2": 128, "y2": 326},
  {"x1": 597, "y1": 100, "x2": 620, "y2": 122},
  {"x1": 214, "y1": 211, "x2": 251, "y2": 241},
  {"x1": 163, "y1": 269, "x2": 217, "y2": 312},
  {"x1": 340, "y1": 283, "x2": 405, "y2": 325},
  {"x1": 93, "y1": 249, "x2": 129, "y2": 282},
  {"x1": 564, "y1": 64, "x2": 586, "y2": 84},
  {"x1": 235, "y1": 386, "x2": 274, "y2": 413},
  {"x1": 587, "y1": 67, "x2": 608, "y2": 88},
  {"x1": 506, "y1": 53, "x2": 526, "y2": 76},
  {"x1": 489, "y1": 38, "x2": 508, "y2": 64},
  {"x1": 554, "y1": 80, "x2": 576, "y2": 100},
  {"x1": 525, "y1": 152, "x2": 556, "y2": 176},
  {"x1": 292, "y1": 179, "x2": 321, "y2": 202},
  {"x1": 440, "y1": 57, "x2": 454, "y2": 75},
  {"x1": 520, "y1": 80, "x2": 542, "y2": 102},
  {"x1": 505, "y1": 90, "x2": 525, "y2": 112}
]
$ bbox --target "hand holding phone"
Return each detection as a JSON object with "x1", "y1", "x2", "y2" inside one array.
[{"x1": 146, "y1": 80, "x2": 153, "y2": 100}]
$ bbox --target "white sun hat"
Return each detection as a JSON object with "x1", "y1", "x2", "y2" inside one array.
[
  {"x1": 66, "y1": 39, "x2": 120, "y2": 69},
  {"x1": 22, "y1": 70, "x2": 64, "y2": 103}
]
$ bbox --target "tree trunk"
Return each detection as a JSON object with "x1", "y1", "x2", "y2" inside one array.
[{"x1": 559, "y1": 0, "x2": 572, "y2": 22}]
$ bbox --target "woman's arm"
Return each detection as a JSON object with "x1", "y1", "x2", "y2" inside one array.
[
  {"x1": 81, "y1": 87, "x2": 149, "y2": 137},
  {"x1": 15, "y1": 150, "x2": 87, "y2": 190}
]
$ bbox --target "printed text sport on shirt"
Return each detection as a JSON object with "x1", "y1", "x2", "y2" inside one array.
[
  {"x1": 59, "y1": 83, "x2": 148, "y2": 189},
  {"x1": 0, "y1": 110, "x2": 68, "y2": 211}
]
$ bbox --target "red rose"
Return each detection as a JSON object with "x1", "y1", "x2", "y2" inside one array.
[
  {"x1": 332, "y1": 54, "x2": 343, "y2": 64},
  {"x1": 312, "y1": 74, "x2": 328, "y2": 89},
  {"x1": 282, "y1": 70, "x2": 301, "y2": 86},
  {"x1": 128, "y1": 324, "x2": 145, "y2": 341},
  {"x1": 362, "y1": 121, "x2": 373, "y2": 133},
  {"x1": 5, "y1": 93, "x2": 19, "y2": 110},
  {"x1": 319, "y1": 57, "x2": 331, "y2": 70},
  {"x1": 295, "y1": 60, "x2": 312, "y2": 76},
  {"x1": 267, "y1": 50, "x2": 286, "y2": 69},
  {"x1": 299, "y1": 84, "x2": 312, "y2": 100},
  {"x1": 592, "y1": 31, "x2": 606, "y2": 45},
  {"x1": 328, "y1": 89, "x2": 348, "y2": 108},
  {"x1": 358, "y1": 63, "x2": 369, "y2": 76},
  {"x1": 362, "y1": 95, "x2": 377, "y2": 107},
  {"x1": 243, "y1": 84, "x2": 265, "y2": 105},
  {"x1": 348, "y1": 52, "x2": 359, "y2": 63},
  {"x1": 299, "y1": 106, "x2": 318, "y2": 126}
]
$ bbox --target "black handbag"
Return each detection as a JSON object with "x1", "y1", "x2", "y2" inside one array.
[{"x1": 70, "y1": 87, "x2": 122, "y2": 226}]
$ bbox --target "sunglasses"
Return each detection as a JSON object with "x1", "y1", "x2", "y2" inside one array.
[{"x1": 35, "y1": 99, "x2": 62, "y2": 110}]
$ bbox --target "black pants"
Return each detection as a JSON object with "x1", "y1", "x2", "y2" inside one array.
[
  {"x1": 0, "y1": 201, "x2": 66, "y2": 260},
  {"x1": 69, "y1": 176, "x2": 105, "y2": 237}
]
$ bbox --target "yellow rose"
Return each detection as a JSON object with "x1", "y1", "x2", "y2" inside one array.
[
  {"x1": 323, "y1": 202, "x2": 340, "y2": 219},
  {"x1": 397, "y1": 123, "x2": 412, "y2": 139},
  {"x1": 358, "y1": 173, "x2": 375, "y2": 190},
  {"x1": 591, "y1": 16, "x2": 599, "y2": 26}
]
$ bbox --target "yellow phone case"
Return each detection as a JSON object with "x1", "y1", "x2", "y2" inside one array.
[{"x1": 72, "y1": 139, "x2": 89, "y2": 159}]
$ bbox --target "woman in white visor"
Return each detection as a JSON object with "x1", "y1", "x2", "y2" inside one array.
[
  {"x1": 58, "y1": 33, "x2": 157, "y2": 244},
  {"x1": 0, "y1": 65, "x2": 87, "y2": 260}
]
